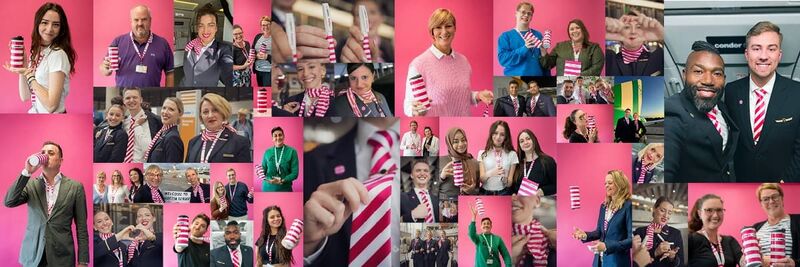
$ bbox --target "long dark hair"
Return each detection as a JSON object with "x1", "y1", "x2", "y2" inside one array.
[
  {"x1": 129, "y1": 167, "x2": 144, "y2": 188},
  {"x1": 567, "y1": 19, "x2": 591, "y2": 48},
  {"x1": 688, "y1": 194, "x2": 722, "y2": 233},
  {"x1": 562, "y1": 109, "x2": 580, "y2": 139},
  {"x1": 256, "y1": 206, "x2": 293, "y2": 264},
  {"x1": 516, "y1": 129, "x2": 554, "y2": 184},
  {"x1": 481, "y1": 120, "x2": 515, "y2": 159},
  {"x1": 31, "y1": 3, "x2": 76, "y2": 74}
]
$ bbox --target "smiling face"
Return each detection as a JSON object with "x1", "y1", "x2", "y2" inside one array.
[
  {"x1": 515, "y1": 4, "x2": 533, "y2": 26},
  {"x1": 432, "y1": 21, "x2": 455, "y2": 52},
  {"x1": 411, "y1": 161, "x2": 431, "y2": 188},
  {"x1": 604, "y1": 174, "x2": 617, "y2": 197},
  {"x1": 97, "y1": 172, "x2": 107, "y2": 185},
  {"x1": 410, "y1": 121, "x2": 418, "y2": 132},
  {"x1": 94, "y1": 211, "x2": 114, "y2": 234},
  {"x1": 424, "y1": 128, "x2": 432, "y2": 138},
  {"x1": 111, "y1": 171, "x2": 123, "y2": 185},
  {"x1": 224, "y1": 225, "x2": 241, "y2": 247},
  {"x1": 297, "y1": 62, "x2": 325, "y2": 89},
  {"x1": 643, "y1": 145, "x2": 664, "y2": 165},
  {"x1": 232, "y1": 27, "x2": 243, "y2": 43},
  {"x1": 129, "y1": 169, "x2": 141, "y2": 184},
  {"x1": 268, "y1": 209, "x2": 283, "y2": 229},
  {"x1": 685, "y1": 51, "x2": 726, "y2": 113},
  {"x1": 518, "y1": 131, "x2": 533, "y2": 154},
  {"x1": 106, "y1": 106, "x2": 124, "y2": 127},
  {"x1": 568, "y1": 22, "x2": 584, "y2": 43},
  {"x1": 145, "y1": 168, "x2": 162, "y2": 187},
  {"x1": 512, "y1": 194, "x2": 540, "y2": 224},
  {"x1": 272, "y1": 129, "x2": 285, "y2": 147},
  {"x1": 699, "y1": 198, "x2": 724, "y2": 230},
  {"x1": 190, "y1": 217, "x2": 208, "y2": 237},
  {"x1": 621, "y1": 19, "x2": 645, "y2": 49},
  {"x1": 480, "y1": 218, "x2": 493, "y2": 234},
  {"x1": 215, "y1": 182, "x2": 225, "y2": 196},
  {"x1": 653, "y1": 201, "x2": 674, "y2": 225},
  {"x1": 745, "y1": 31, "x2": 782, "y2": 83},
  {"x1": 38, "y1": 10, "x2": 61, "y2": 46},
  {"x1": 197, "y1": 14, "x2": 217, "y2": 45},
  {"x1": 508, "y1": 83, "x2": 519, "y2": 96},
  {"x1": 491, "y1": 124, "x2": 507, "y2": 148},
  {"x1": 528, "y1": 82, "x2": 540, "y2": 95},
  {"x1": 161, "y1": 99, "x2": 181, "y2": 125},
  {"x1": 451, "y1": 131, "x2": 467, "y2": 154},
  {"x1": 200, "y1": 100, "x2": 223, "y2": 131},
  {"x1": 563, "y1": 82, "x2": 574, "y2": 96},
  {"x1": 574, "y1": 109, "x2": 587, "y2": 128},
  {"x1": 123, "y1": 90, "x2": 143, "y2": 114},
  {"x1": 136, "y1": 207, "x2": 155, "y2": 228},
  {"x1": 130, "y1": 6, "x2": 151, "y2": 40},
  {"x1": 348, "y1": 65, "x2": 375, "y2": 93},
  {"x1": 186, "y1": 169, "x2": 199, "y2": 186},
  {"x1": 759, "y1": 189, "x2": 785, "y2": 219},
  {"x1": 227, "y1": 170, "x2": 237, "y2": 184}
]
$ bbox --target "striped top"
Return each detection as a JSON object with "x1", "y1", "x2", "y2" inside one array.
[{"x1": 757, "y1": 217, "x2": 793, "y2": 258}]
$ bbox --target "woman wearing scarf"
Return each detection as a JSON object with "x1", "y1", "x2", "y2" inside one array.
[
  {"x1": 128, "y1": 167, "x2": 144, "y2": 203},
  {"x1": 632, "y1": 143, "x2": 664, "y2": 184},
  {"x1": 261, "y1": 127, "x2": 299, "y2": 192},
  {"x1": 634, "y1": 197, "x2": 684, "y2": 267},
  {"x1": 180, "y1": 4, "x2": 233, "y2": 87},
  {"x1": 93, "y1": 210, "x2": 135, "y2": 267},
  {"x1": 334, "y1": 63, "x2": 393, "y2": 117},
  {"x1": 687, "y1": 194, "x2": 742, "y2": 267},
  {"x1": 145, "y1": 97, "x2": 184, "y2": 163},
  {"x1": 511, "y1": 194, "x2": 556, "y2": 267},
  {"x1": 232, "y1": 24, "x2": 253, "y2": 87},
  {"x1": 277, "y1": 62, "x2": 336, "y2": 117},
  {"x1": 185, "y1": 93, "x2": 251, "y2": 163},
  {"x1": 439, "y1": 127, "x2": 481, "y2": 195},
  {"x1": 605, "y1": 11, "x2": 664, "y2": 76}
]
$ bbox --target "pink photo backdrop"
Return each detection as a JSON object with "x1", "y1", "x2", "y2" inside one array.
[
  {"x1": 0, "y1": 0, "x2": 93, "y2": 114},
  {"x1": 162, "y1": 203, "x2": 212, "y2": 267},
  {"x1": 400, "y1": 117, "x2": 440, "y2": 142},
  {"x1": 253, "y1": 117, "x2": 304, "y2": 192},
  {"x1": 233, "y1": 0, "x2": 270, "y2": 84},
  {"x1": 252, "y1": 192, "x2": 304, "y2": 265},
  {"x1": 394, "y1": 0, "x2": 494, "y2": 117},
  {"x1": 458, "y1": 195, "x2": 512, "y2": 266},
  {"x1": 211, "y1": 163, "x2": 255, "y2": 220},
  {"x1": 0, "y1": 114, "x2": 93, "y2": 265},
  {"x1": 556, "y1": 104, "x2": 614, "y2": 143},
  {"x1": 438, "y1": 117, "x2": 557, "y2": 159},
  {"x1": 491, "y1": 0, "x2": 606, "y2": 76},
  {"x1": 556, "y1": 143, "x2": 632, "y2": 267}
]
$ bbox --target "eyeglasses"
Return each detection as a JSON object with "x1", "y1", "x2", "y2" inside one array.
[
  {"x1": 760, "y1": 194, "x2": 782, "y2": 203},
  {"x1": 517, "y1": 10, "x2": 533, "y2": 16},
  {"x1": 703, "y1": 208, "x2": 725, "y2": 214}
]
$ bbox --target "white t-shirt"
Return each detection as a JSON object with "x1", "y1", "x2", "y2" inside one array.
[
  {"x1": 477, "y1": 149, "x2": 519, "y2": 191},
  {"x1": 107, "y1": 184, "x2": 129, "y2": 204},
  {"x1": 757, "y1": 217, "x2": 793, "y2": 258},
  {"x1": 30, "y1": 47, "x2": 70, "y2": 113}
]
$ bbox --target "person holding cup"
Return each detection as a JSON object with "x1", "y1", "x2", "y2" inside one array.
[
  {"x1": 469, "y1": 202, "x2": 512, "y2": 266},
  {"x1": 497, "y1": 1, "x2": 546, "y2": 76},
  {"x1": 252, "y1": 16, "x2": 272, "y2": 87},
  {"x1": 750, "y1": 183, "x2": 799, "y2": 266},
  {"x1": 210, "y1": 181, "x2": 230, "y2": 220},
  {"x1": 540, "y1": 19, "x2": 604, "y2": 76},
  {"x1": 232, "y1": 24, "x2": 253, "y2": 87},
  {"x1": 563, "y1": 109, "x2": 598, "y2": 143},
  {"x1": 440, "y1": 127, "x2": 481, "y2": 195},
  {"x1": 256, "y1": 206, "x2": 295, "y2": 266},
  {"x1": 261, "y1": 127, "x2": 299, "y2": 192},
  {"x1": 173, "y1": 213, "x2": 211, "y2": 267}
]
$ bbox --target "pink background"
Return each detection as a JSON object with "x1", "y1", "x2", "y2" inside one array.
[
  {"x1": 253, "y1": 117, "x2": 304, "y2": 192},
  {"x1": 0, "y1": 0, "x2": 93, "y2": 114},
  {"x1": 400, "y1": 117, "x2": 440, "y2": 142},
  {"x1": 162, "y1": 204, "x2": 212, "y2": 267},
  {"x1": 252, "y1": 87, "x2": 272, "y2": 117},
  {"x1": 92, "y1": 163, "x2": 144, "y2": 196},
  {"x1": 394, "y1": 0, "x2": 494, "y2": 117},
  {"x1": 0, "y1": 114, "x2": 93, "y2": 265},
  {"x1": 92, "y1": 0, "x2": 174, "y2": 87},
  {"x1": 252, "y1": 192, "x2": 304, "y2": 265},
  {"x1": 491, "y1": 0, "x2": 606, "y2": 76},
  {"x1": 233, "y1": 0, "x2": 270, "y2": 84},
  {"x1": 556, "y1": 104, "x2": 614, "y2": 143},
  {"x1": 556, "y1": 143, "x2": 632, "y2": 267},
  {"x1": 438, "y1": 117, "x2": 557, "y2": 158},
  {"x1": 688, "y1": 183, "x2": 800, "y2": 244},
  {"x1": 211, "y1": 163, "x2": 255, "y2": 220},
  {"x1": 457, "y1": 195, "x2": 512, "y2": 266}
]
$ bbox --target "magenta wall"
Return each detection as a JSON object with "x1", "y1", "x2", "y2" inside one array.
[
  {"x1": 491, "y1": 0, "x2": 606, "y2": 76},
  {"x1": 394, "y1": 0, "x2": 494, "y2": 117},
  {"x1": 93, "y1": 163, "x2": 145, "y2": 189},
  {"x1": 92, "y1": 0, "x2": 174, "y2": 87},
  {"x1": 233, "y1": 0, "x2": 270, "y2": 84},
  {"x1": 252, "y1": 192, "x2": 304, "y2": 265},
  {"x1": 0, "y1": 0, "x2": 93, "y2": 114},
  {"x1": 556, "y1": 143, "x2": 632, "y2": 267},
  {"x1": 162, "y1": 203, "x2": 212, "y2": 267},
  {"x1": 556, "y1": 104, "x2": 614, "y2": 143},
  {"x1": 457, "y1": 195, "x2": 512, "y2": 266},
  {"x1": 211, "y1": 163, "x2": 256, "y2": 220},
  {"x1": 0, "y1": 114, "x2": 93, "y2": 264},
  {"x1": 688, "y1": 183, "x2": 800, "y2": 244},
  {"x1": 399, "y1": 117, "x2": 440, "y2": 143},
  {"x1": 438, "y1": 117, "x2": 557, "y2": 158},
  {"x1": 253, "y1": 117, "x2": 304, "y2": 192}
]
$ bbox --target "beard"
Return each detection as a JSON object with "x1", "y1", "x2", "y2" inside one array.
[
  {"x1": 686, "y1": 83, "x2": 723, "y2": 113},
  {"x1": 226, "y1": 237, "x2": 241, "y2": 250}
]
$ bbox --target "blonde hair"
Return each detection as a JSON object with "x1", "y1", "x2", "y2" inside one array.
[
  {"x1": 637, "y1": 143, "x2": 665, "y2": 165},
  {"x1": 260, "y1": 15, "x2": 271, "y2": 24},
  {"x1": 516, "y1": 1, "x2": 534, "y2": 13},
  {"x1": 746, "y1": 21, "x2": 782, "y2": 47},
  {"x1": 199, "y1": 93, "x2": 232, "y2": 123},
  {"x1": 605, "y1": 170, "x2": 631, "y2": 211},
  {"x1": 97, "y1": 171, "x2": 107, "y2": 179},
  {"x1": 756, "y1": 183, "x2": 784, "y2": 200},
  {"x1": 145, "y1": 164, "x2": 162, "y2": 175},
  {"x1": 211, "y1": 181, "x2": 226, "y2": 202},
  {"x1": 428, "y1": 8, "x2": 456, "y2": 38},
  {"x1": 111, "y1": 170, "x2": 124, "y2": 186},
  {"x1": 163, "y1": 97, "x2": 184, "y2": 123}
]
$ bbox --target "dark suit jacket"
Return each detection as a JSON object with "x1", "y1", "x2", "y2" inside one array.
[
  {"x1": 605, "y1": 47, "x2": 664, "y2": 76},
  {"x1": 94, "y1": 124, "x2": 127, "y2": 163},
  {"x1": 94, "y1": 232, "x2": 127, "y2": 267},
  {"x1": 423, "y1": 239, "x2": 437, "y2": 262},
  {"x1": 556, "y1": 95, "x2": 572, "y2": 105},
  {"x1": 185, "y1": 183, "x2": 211, "y2": 203},
  {"x1": 410, "y1": 237, "x2": 424, "y2": 263},
  {"x1": 632, "y1": 158, "x2": 656, "y2": 184},
  {"x1": 140, "y1": 110, "x2": 164, "y2": 140},
  {"x1": 615, "y1": 117, "x2": 637, "y2": 143},
  {"x1": 665, "y1": 87, "x2": 738, "y2": 182},
  {"x1": 635, "y1": 120, "x2": 647, "y2": 139},
  {"x1": 525, "y1": 94, "x2": 556, "y2": 117},
  {"x1": 129, "y1": 236, "x2": 163, "y2": 267},
  {"x1": 4, "y1": 174, "x2": 89, "y2": 266},
  {"x1": 633, "y1": 225, "x2": 684, "y2": 267},
  {"x1": 132, "y1": 185, "x2": 164, "y2": 203},
  {"x1": 753, "y1": 214, "x2": 800, "y2": 264},
  {"x1": 436, "y1": 238, "x2": 451, "y2": 262},
  {"x1": 724, "y1": 74, "x2": 800, "y2": 181},
  {"x1": 304, "y1": 125, "x2": 359, "y2": 267},
  {"x1": 186, "y1": 128, "x2": 251, "y2": 163},
  {"x1": 146, "y1": 127, "x2": 184, "y2": 163},
  {"x1": 333, "y1": 91, "x2": 393, "y2": 117},
  {"x1": 493, "y1": 95, "x2": 526, "y2": 117},
  {"x1": 180, "y1": 40, "x2": 234, "y2": 87},
  {"x1": 583, "y1": 201, "x2": 632, "y2": 267},
  {"x1": 400, "y1": 190, "x2": 440, "y2": 223},
  {"x1": 279, "y1": 93, "x2": 336, "y2": 117},
  {"x1": 592, "y1": 92, "x2": 610, "y2": 104},
  {"x1": 210, "y1": 245, "x2": 254, "y2": 267}
]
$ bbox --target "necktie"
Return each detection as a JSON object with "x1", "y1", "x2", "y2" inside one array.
[
  {"x1": 512, "y1": 97, "x2": 519, "y2": 115},
  {"x1": 621, "y1": 45, "x2": 646, "y2": 64},
  {"x1": 231, "y1": 248, "x2": 240, "y2": 267},
  {"x1": 419, "y1": 190, "x2": 434, "y2": 223},
  {"x1": 125, "y1": 117, "x2": 137, "y2": 163},
  {"x1": 150, "y1": 185, "x2": 164, "y2": 203},
  {"x1": 753, "y1": 88, "x2": 768, "y2": 144},
  {"x1": 143, "y1": 124, "x2": 175, "y2": 162},
  {"x1": 513, "y1": 220, "x2": 550, "y2": 267},
  {"x1": 193, "y1": 184, "x2": 205, "y2": 203},
  {"x1": 368, "y1": 130, "x2": 399, "y2": 175},
  {"x1": 636, "y1": 163, "x2": 652, "y2": 184},
  {"x1": 707, "y1": 107, "x2": 723, "y2": 137}
]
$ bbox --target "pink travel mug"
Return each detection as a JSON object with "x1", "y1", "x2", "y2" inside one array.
[
  {"x1": 410, "y1": 74, "x2": 431, "y2": 111},
  {"x1": 326, "y1": 35, "x2": 336, "y2": 63},
  {"x1": 587, "y1": 115, "x2": 596, "y2": 130},
  {"x1": 248, "y1": 48, "x2": 255, "y2": 62},
  {"x1": 740, "y1": 227, "x2": 761, "y2": 267},
  {"x1": 107, "y1": 46, "x2": 119, "y2": 71},
  {"x1": 542, "y1": 30, "x2": 552, "y2": 49},
  {"x1": 282, "y1": 219, "x2": 304, "y2": 249},
  {"x1": 518, "y1": 179, "x2": 540, "y2": 197},
  {"x1": 771, "y1": 230, "x2": 786, "y2": 262},
  {"x1": 475, "y1": 198, "x2": 485, "y2": 216},
  {"x1": 254, "y1": 164, "x2": 266, "y2": 181},
  {"x1": 256, "y1": 88, "x2": 269, "y2": 114},
  {"x1": 176, "y1": 215, "x2": 190, "y2": 250},
  {"x1": 259, "y1": 42, "x2": 267, "y2": 54},
  {"x1": 452, "y1": 160, "x2": 464, "y2": 187},
  {"x1": 28, "y1": 153, "x2": 48, "y2": 167},
  {"x1": 570, "y1": 186, "x2": 581, "y2": 209},
  {"x1": 10, "y1": 36, "x2": 24, "y2": 68}
]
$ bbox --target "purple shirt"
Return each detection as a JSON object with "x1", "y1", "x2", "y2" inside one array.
[{"x1": 109, "y1": 32, "x2": 174, "y2": 87}]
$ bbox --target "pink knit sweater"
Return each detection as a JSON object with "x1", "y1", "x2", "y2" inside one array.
[{"x1": 409, "y1": 49, "x2": 473, "y2": 116}]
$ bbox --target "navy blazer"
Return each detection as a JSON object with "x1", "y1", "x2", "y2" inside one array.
[
  {"x1": 333, "y1": 91, "x2": 393, "y2": 117},
  {"x1": 584, "y1": 200, "x2": 632, "y2": 267},
  {"x1": 493, "y1": 95, "x2": 526, "y2": 117},
  {"x1": 665, "y1": 87, "x2": 738, "y2": 182},
  {"x1": 436, "y1": 238, "x2": 451, "y2": 263},
  {"x1": 128, "y1": 236, "x2": 163, "y2": 267},
  {"x1": 94, "y1": 232, "x2": 127, "y2": 267},
  {"x1": 185, "y1": 183, "x2": 211, "y2": 203},
  {"x1": 400, "y1": 190, "x2": 440, "y2": 223},
  {"x1": 724, "y1": 74, "x2": 800, "y2": 181},
  {"x1": 634, "y1": 225, "x2": 685, "y2": 267},
  {"x1": 146, "y1": 127, "x2": 184, "y2": 163},
  {"x1": 276, "y1": 92, "x2": 336, "y2": 117},
  {"x1": 180, "y1": 40, "x2": 234, "y2": 87},
  {"x1": 605, "y1": 47, "x2": 664, "y2": 76},
  {"x1": 186, "y1": 128, "x2": 251, "y2": 163},
  {"x1": 525, "y1": 94, "x2": 556, "y2": 117},
  {"x1": 632, "y1": 158, "x2": 656, "y2": 184},
  {"x1": 94, "y1": 124, "x2": 127, "y2": 163},
  {"x1": 132, "y1": 185, "x2": 164, "y2": 204},
  {"x1": 210, "y1": 245, "x2": 254, "y2": 267}
]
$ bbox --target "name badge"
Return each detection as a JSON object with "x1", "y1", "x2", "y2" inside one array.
[
  {"x1": 136, "y1": 64, "x2": 148, "y2": 73},
  {"x1": 223, "y1": 153, "x2": 235, "y2": 158},
  {"x1": 486, "y1": 258, "x2": 494, "y2": 265}
]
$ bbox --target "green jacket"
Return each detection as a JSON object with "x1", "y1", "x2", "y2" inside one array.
[
  {"x1": 540, "y1": 40, "x2": 604, "y2": 76},
  {"x1": 260, "y1": 145, "x2": 299, "y2": 192},
  {"x1": 469, "y1": 221, "x2": 512, "y2": 267}
]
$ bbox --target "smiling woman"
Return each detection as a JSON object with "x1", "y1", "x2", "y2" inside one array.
[{"x1": 185, "y1": 93, "x2": 251, "y2": 163}]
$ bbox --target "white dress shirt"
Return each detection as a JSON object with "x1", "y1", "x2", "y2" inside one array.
[
  {"x1": 748, "y1": 73, "x2": 777, "y2": 134},
  {"x1": 401, "y1": 131, "x2": 421, "y2": 156},
  {"x1": 124, "y1": 109, "x2": 153, "y2": 163}
]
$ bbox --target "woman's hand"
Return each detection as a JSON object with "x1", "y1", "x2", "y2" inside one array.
[
  {"x1": 477, "y1": 90, "x2": 494, "y2": 105},
  {"x1": 440, "y1": 161, "x2": 453, "y2": 180},
  {"x1": 588, "y1": 127, "x2": 598, "y2": 143},
  {"x1": 116, "y1": 225, "x2": 136, "y2": 241},
  {"x1": 572, "y1": 227, "x2": 587, "y2": 240},
  {"x1": 470, "y1": 203, "x2": 477, "y2": 220},
  {"x1": 283, "y1": 102, "x2": 300, "y2": 114},
  {"x1": 411, "y1": 101, "x2": 428, "y2": 116},
  {"x1": 3, "y1": 62, "x2": 31, "y2": 76}
]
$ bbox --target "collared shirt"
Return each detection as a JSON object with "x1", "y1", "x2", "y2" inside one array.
[
  {"x1": 400, "y1": 131, "x2": 421, "y2": 156},
  {"x1": 708, "y1": 105, "x2": 729, "y2": 151},
  {"x1": 41, "y1": 172, "x2": 64, "y2": 215},
  {"x1": 402, "y1": 45, "x2": 479, "y2": 116},
  {"x1": 110, "y1": 32, "x2": 174, "y2": 87},
  {"x1": 749, "y1": 73, "x2": 777, "y2": 134},
  {"x1": 196, "y1": 39, "x2": 216, "y2": 62},
  {"x1": 124, "y1": 109, "x2": 153, "y2": 163}
]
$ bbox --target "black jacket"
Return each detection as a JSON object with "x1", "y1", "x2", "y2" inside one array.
[
  {"x1": 94, "y1": 124, "x2": 127, "y2": 163},
  {"x1": 400, "y1": 190, "x2": 440, "y2": 223},
  {"x1": 146, "y1": 127, "x2": 184, "y2": 163},
  {"x1": 186, "y1": 128, "x2": 251, "y2": 163},
  {"x1": 605, "y1": 46, "x2": 664, "y2": 76},
  {"x1": 632, "y1": 158, "x2": 656, "y2": 184},
  {"x1": 493, "y1": 95, "x2": 526, "y2": 117},
  {"x1": 185, "y1": 183, "x2": 211, "y2": 203},
  {"x1": 633, "y1": 225, "x2": 685, "y2": 267},
  {"x1": 615, "y1": 117, "x2": 637, "y2": 143},
  {"x1": 132, "y1": 185, "x2": 165, "y2": 204},
  {"x1": 128, "y1": 236, "x2": 163, "y2": 267},
  {"x1": 525, "y1": 94, "x2": 556, "y2": 117},
  {"x1": 94, "y1": 232, "x2": 128, "y2": 267}
]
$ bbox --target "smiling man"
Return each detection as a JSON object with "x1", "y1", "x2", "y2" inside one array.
[
  {"x1": 210, "y1": 221, "x2": 254, "y2": 267},
  {"x1": 497, "y1": 1, "x2": 545, "y2": 76},
  {"x1": 724, "y1": 21, "x2": 800, "y2": 182},
  {"x1": 664, "y1": 41, "x2": 739, "y2": 182},
  {"x1": 400, "y1": 160, "x2": 439, "y2": 222}
]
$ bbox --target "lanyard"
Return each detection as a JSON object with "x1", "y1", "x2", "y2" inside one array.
[
  {"x1": 267, "y1": 235, "x2": 275, "y2": 263},
  {"x1": 481, "y1": 234, "x2": 494, "y2": 256},
  {"x1": 524, "y1": 158, "x2": 536, "y2": 180},
  {"x1": 515, "y1": 28, "x2": 530, "y2": 40},
  {"x1": 274, "y1": 146, "x2": 285, "y2": 174},
  {"x1": 129, "y1": 32, "x2": 153, "y2": 63},
  {"x1": 200, "y1": 131, "x2": 223, "y2": 163},
  {"x1": 701, "y1": 231, "x2": 725, "y2": 267},
  {"x1": 228, "y1": 182, "x2": 238, "y2": 203}
]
